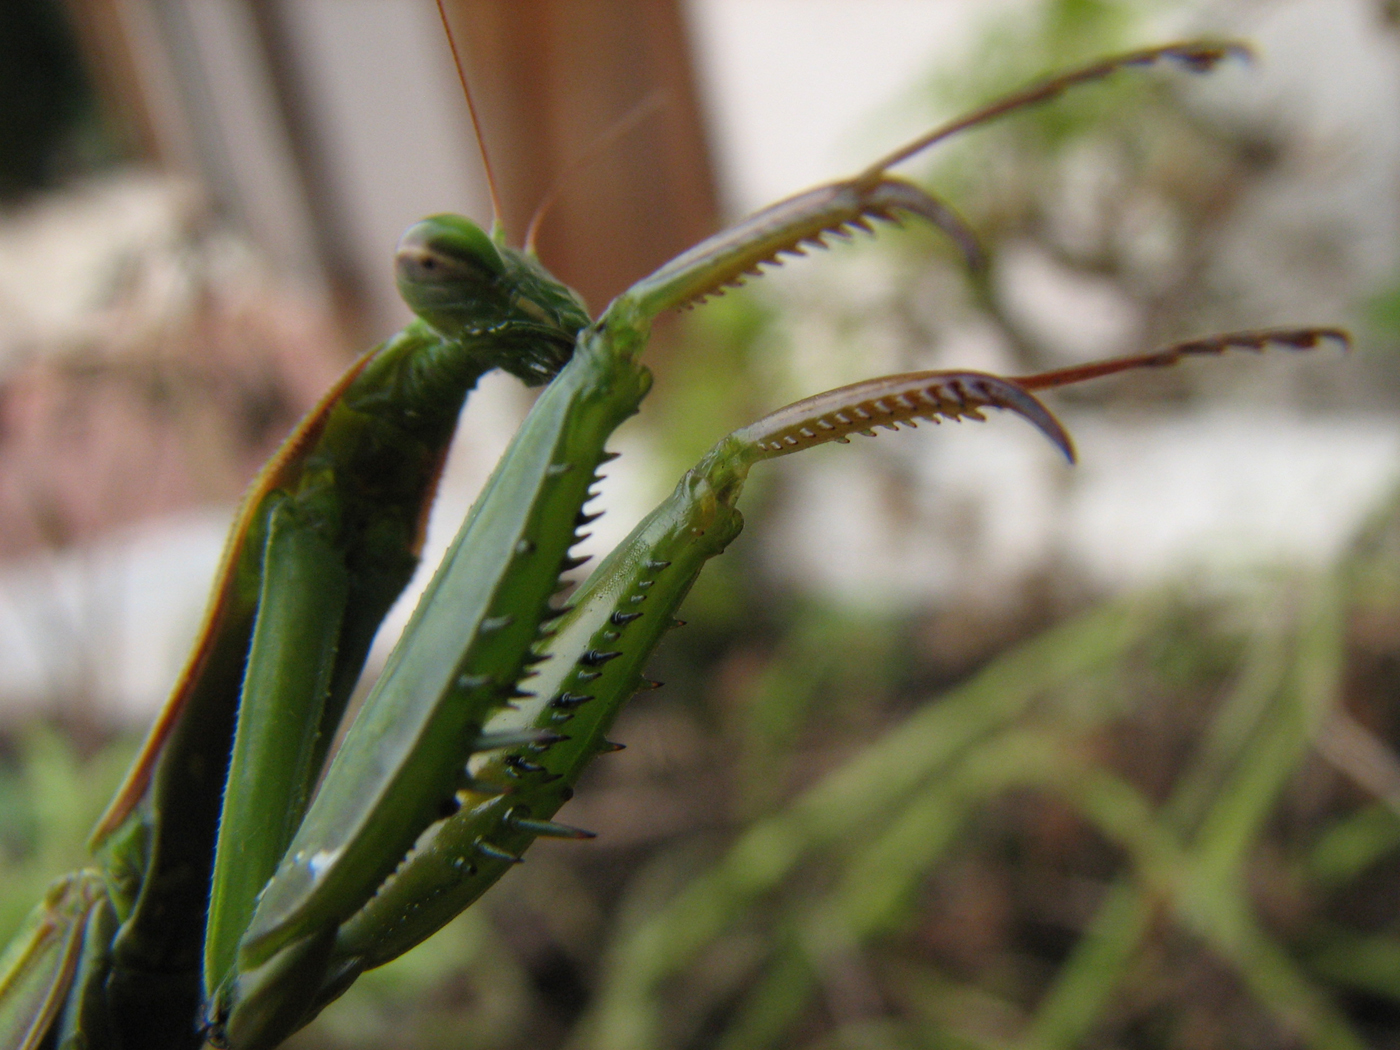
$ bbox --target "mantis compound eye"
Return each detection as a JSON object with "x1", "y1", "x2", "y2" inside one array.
[{"x1": 395, "y1": 214, "x2": 505, "y2": 303}]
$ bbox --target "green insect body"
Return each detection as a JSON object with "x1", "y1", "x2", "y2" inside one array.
[
  {"x1": 0, "y1": 38, "x2": 1347, "y2": 1050},
  {"x1": 88, "y1": 218, "x2": 589, "y2": 1050},
  {"x1": 220, "y1": 355, "x2": 1082, "y2": 1050},
  {"x1": 232, "y1": 323, "x2": 652, "y2": 972}
]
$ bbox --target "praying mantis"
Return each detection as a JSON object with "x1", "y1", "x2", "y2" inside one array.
[{"x1": 0, "y1": 22, "x2": 1346, "y2": 1050}]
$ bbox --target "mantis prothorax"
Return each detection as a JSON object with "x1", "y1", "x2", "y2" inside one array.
[{"x1": 0, "y1": 34, "x2": 1345, "y2": 1050}]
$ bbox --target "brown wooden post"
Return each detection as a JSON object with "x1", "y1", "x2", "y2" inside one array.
[
  {"x1": 59, "y1": 0, "x2": 196, "y2": 171},
  {"x1": 440, "y1": 0, "x2": 718, "y2": 314}
]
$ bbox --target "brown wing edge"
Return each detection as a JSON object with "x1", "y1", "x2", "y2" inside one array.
[{"x1": 88, "y1": 351, "x2": 380, "y2": 849}]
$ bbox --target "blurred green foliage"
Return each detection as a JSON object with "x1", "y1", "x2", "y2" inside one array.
[{"x1": 0, "y1": 731, "x2": 132, "y2": 942}]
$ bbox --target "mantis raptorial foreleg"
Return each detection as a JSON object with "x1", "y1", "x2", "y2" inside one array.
[
  {"x1": 226, "y1": 326, "x2": 1341, "y2": 1050},
  {"x1": 188, "y1": 40, "x2": 1348, "y2": 1050},
  {"x1": 216, "y1": 136, "x2": 1020, "y2": 1050},
  {"x1": 319, "y1": 370, "x2": 1077, "y2": 971},
  {"x1": 219, "y1": 361, "x2": 1076, "y2": 1048},
  {"x1": 334, "y1": 331, "x2": 1342, "y2": 966},
  {"x1": 0, "y1": 34, "x2": 1346, "y2": 1050},
  {"x1": 216, "y1": 43, "x2": 1044, "y2": 991}
]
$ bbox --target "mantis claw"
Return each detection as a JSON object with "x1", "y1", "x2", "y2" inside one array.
[{"x1": 734, "y1": 370, "x2": 1077, "y2": 464}]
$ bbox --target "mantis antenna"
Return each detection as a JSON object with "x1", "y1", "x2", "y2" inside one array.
[
  {"x1": 523, "y1": 91, "x2": 669, "y2": 256},
  {"x1": 435, "y1": 0, "x2": 507, "y2": 242}
]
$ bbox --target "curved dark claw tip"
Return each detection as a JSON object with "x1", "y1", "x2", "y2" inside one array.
[{"x1": 977, "y1": 377, "x2": 1077, "y2": 464}]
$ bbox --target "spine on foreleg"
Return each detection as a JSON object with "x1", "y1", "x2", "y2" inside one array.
[{"x1": 327, "y1": 464, "x2": 745, "y2": 973}]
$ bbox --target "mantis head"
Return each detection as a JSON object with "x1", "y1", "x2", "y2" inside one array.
[{"x1": 396, "y1": 214, "x2": 591, "y2": 386}]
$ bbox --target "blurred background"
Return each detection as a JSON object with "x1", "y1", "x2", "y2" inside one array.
[{"x1": 2, "y1": 0, "x2": 1399, "y2": 1048}]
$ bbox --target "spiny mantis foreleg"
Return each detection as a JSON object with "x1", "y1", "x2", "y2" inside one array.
[
  {"x1": 0, "y1": 35, "x2": 1336, "y2": 1050},
  {"x1": 212, "y1": 128, "x2": 1022, "y2": 1050},
  {"x1": 211, "y1": 39, "x2": 1322, "y2": 1049},
  {"x1": 315, "y1": 370, "x2": 1076, "y2": 966},
  {"x1": 218, "y1": 49, "x2": 1050, "y2": 1000},
  {"x1": 219, "y1": 367, "x2": 1075, "y2": 1048},
  {"x1": 220, "y1": 324, "x2": 1341, "y2": 1050},
  {"x1": 315, "y1": 326, "x2": 1343, "y2": 996}
]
